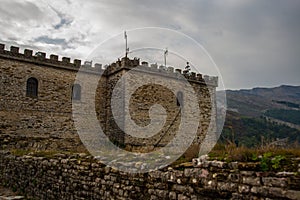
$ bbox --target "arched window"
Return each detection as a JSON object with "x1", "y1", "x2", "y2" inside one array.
[
  {"x1": 72, "y1": 84, "x2": 81, "y2": 100},
  {"x1": 26, "y1": 77, "x2": 38, "y2": 98},
  {"x1": 177, "y1": 91, "x2": 183, "y2": 107}
]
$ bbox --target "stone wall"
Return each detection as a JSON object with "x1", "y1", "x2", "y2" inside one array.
[
  {"x1": 0, "y1": 151, "x2": 300, "y2": 200},
  {"x1": 0, "y1": 56, "x2": 80, "y2": 151},
  {"x1": 0, "y1": 53, "x2": 104, "y2": 152}
]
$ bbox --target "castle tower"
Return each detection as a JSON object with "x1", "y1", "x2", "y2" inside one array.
[{"x1": 97, "y1": 57, "x2": 218, "y2": 159}]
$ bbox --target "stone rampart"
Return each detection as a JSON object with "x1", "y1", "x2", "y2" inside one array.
[{"x1": 0, "y1": 151, "x2": 299, "y2": 200}]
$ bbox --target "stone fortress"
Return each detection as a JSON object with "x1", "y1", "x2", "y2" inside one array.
[
  {"x1": 1, "y1": 44, "x2": 300, "y2": 200},
  {"x1": 0, "y1": 43, "x2": 218, "y2": 159}
]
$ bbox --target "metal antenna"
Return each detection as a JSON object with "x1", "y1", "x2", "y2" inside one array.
[
  {"x1": 124, "y1": 31, "x2": 129, "y2": 58},
  {"x1": 164, "y1": 48, "x2": 168, "y2": 67}
]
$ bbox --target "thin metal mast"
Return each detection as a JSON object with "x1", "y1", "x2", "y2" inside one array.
[
  {"x1": 164, "y1": 48, "x2": 168, "y2": 67},
  {"x1": 124, "y1": 31, "x2": 129, "y2": 58}
]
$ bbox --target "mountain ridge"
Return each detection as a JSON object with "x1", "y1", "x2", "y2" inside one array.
[
  {"x1": 222, "y1": 85, "x2": 300, "y2": 117},
  {"x1": 218, "y1": 84, "x2": 300, "y2": 147}
]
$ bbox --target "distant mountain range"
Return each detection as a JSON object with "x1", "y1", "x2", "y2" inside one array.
[
  {"x1": 225, "y1": 85, "x2": 300, "y2": 117},
  {"x1": 219, "y1": 85, "x2": 300, "y2": 147}
]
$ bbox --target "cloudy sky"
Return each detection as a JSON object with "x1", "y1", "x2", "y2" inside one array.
[{"x1": 0, "y1": 0, "x2": 299, "y2": 89}]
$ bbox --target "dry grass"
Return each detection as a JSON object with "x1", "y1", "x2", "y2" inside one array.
[
  {"x1": 9, "y1": 148, "x2": 90, "y2": 158},
  {"x1": 209, "y1": 142, "x2": 300, "y2": 162}
]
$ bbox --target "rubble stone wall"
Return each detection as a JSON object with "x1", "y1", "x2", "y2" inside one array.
[{"x1": 0, "y1": 151, "x2": 299, "y2": 200}]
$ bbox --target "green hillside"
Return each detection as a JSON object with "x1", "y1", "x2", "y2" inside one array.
[
  {"x1": 219, "y1": 85, "x2": 300, "y2": 148},
  {"x1": 220, "y1": 112, "x2": 300, "y2": 147},
  {"x1": 265, "y1": 109, "x2": 300, "y2": 125}
]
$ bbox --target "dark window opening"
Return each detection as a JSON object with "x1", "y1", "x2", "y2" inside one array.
[
  {"x1": 26, "y1": 77, "x2": 38, "y2": 98},
  {"x1": 177, "y1": 91, "x2": 183, "y2": 107},
  {"x1": 72, "y1": 84, "x2": 81, "y2": 100}
]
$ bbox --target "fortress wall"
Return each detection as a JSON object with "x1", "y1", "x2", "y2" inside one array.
[
  {"x1": 0, "y1": 58, "x2": 75, "y2": 113},
  {"x1": 0, "y1": 55, "x2": 106, "y2": 151},
  {"x1": 127, "y1": 83, "x2": 181, "y2": 151},
  {"x1": 122, "y1": 75, "x2": 215, "y2": 156},
  {"x1": 0, "y1": 44, "x2": 218, "y2": 158},
  {"x1": 100, "y1": 59, "x2": 217, "y2": 157},
  {"x1": 0, "y1": 57, "x2": 78, "y2": 150},
  {"x1": 0, "y1": 151, "x2": 299, "y2": 200},
  {"x1": 100, "y1": 69, "x2": 127, "y2": 146}
]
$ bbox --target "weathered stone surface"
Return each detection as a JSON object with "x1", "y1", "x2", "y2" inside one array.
[
  {"x1": 239, "y1": 185, "x2": 250, "y2": 193},
  {"x1": 250, "y1": 186, "x2": 269, "y2": 196},
  {"x1": 242, "y1": 177, "x2": 261, "y2": 186},
  {"x1": 0, "y1": 152, "x2": 297, "y2": 200},
  {"x1": 286, "y1": 190, "x2": 300, "y2": 200},
  {"x1": 262, "y1": 177, "x2": 287, "y2": 188}
]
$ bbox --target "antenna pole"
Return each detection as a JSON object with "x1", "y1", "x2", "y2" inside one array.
[
  {"x1": 164, "y1": 48, "x2": 168, "y2": 67},
  {"x1": 124, "y1": 31, "x2": 128, "y2": 58}
]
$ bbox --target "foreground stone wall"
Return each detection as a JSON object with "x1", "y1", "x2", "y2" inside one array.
[{"x1": 0, "y1": 151, "x2": 299, "y2": 200}]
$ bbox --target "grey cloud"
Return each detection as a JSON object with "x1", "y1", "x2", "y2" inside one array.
[
  {"x1": 54, "y1": 16, "x2": 73, "y2": 30},
  {"x1": 34, "y1": 36, "x2": 67, "y2": 45},
  {"x1": 0, "y1": 0, "x2": 299, "y2": 89},
  {"x1": 48, "y1": 6, "x2": 73, "y2": 30},
  {"x1": 0, "y1": 1, "x2": 44, "y2": 23},
  {"x1": 33, "y1": 35, "x2": 85, "y2": 51}
]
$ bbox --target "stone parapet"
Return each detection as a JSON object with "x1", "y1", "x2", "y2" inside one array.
[
  {"x1": 0, "y1": 43, "x2": 218, "y2": 86},
  {"x1": 105, "y1": 57, "x2": 218, "y2": 87},
  {"x1": 0, "y1": 44, "x2": 102, "y2": 73},
  {"x1": 0, "y1": 151, "x2": 299, "y2": 200}
]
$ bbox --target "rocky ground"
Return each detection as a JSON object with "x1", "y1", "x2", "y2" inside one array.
[{"x1": 0, "y1": 185, "x2": 24, "y2": 200}]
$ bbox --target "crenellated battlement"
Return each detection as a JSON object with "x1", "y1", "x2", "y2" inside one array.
[
  {"x1": 0, "y1": 43, "x2": 218, "y2": 87},
  {"x1": 0, "y1": 43, "x2": 103, "y2": 73},
  {"x1": 106, "y1": 57, "x2": 218, "y2": 87}
]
